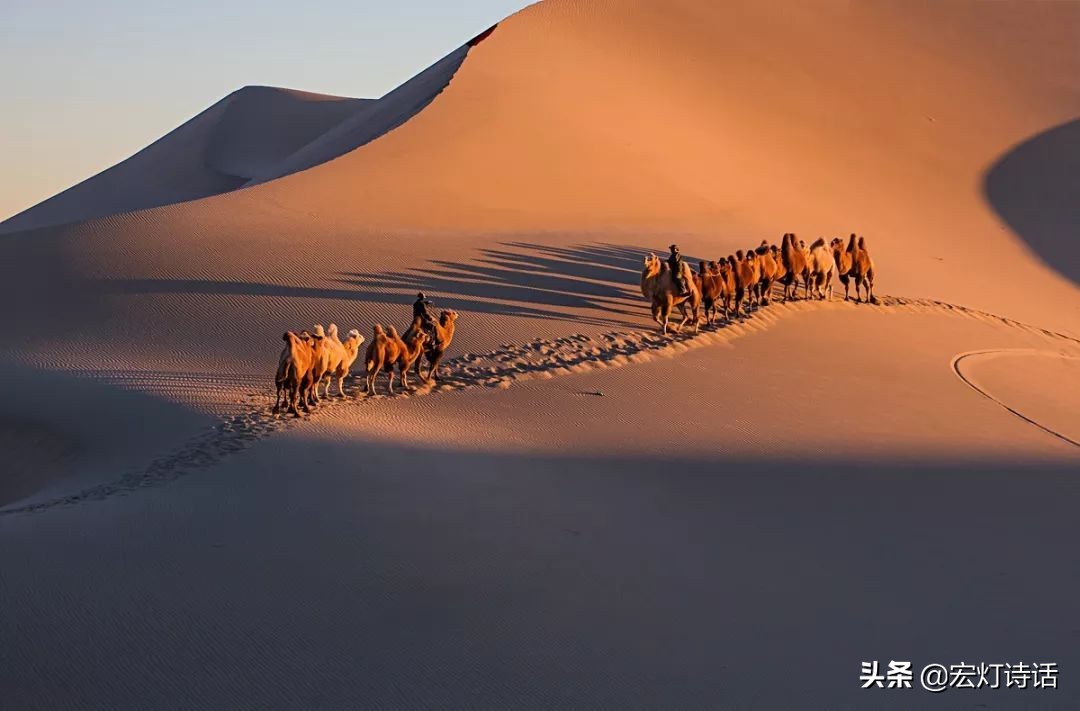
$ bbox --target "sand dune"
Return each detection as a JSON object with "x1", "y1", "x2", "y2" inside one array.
[
  {"x1": 0, "y1": 86, "x2": 370, "y2": 234},
  {"x1": 2, "y1": 1, "x2": 1079, "y2": 707}
]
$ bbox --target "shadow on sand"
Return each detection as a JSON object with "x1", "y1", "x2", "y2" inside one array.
[
  {"x1": 104, "y1": 241, "x2": 667, "y2": 328},
  {"x1": 984, "y1": 117, "x2": 1080, "y2": 287}
]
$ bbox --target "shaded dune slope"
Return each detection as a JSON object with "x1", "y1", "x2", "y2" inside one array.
[
  {"x1": 0, "y1": 87, "x2": 366, "y2": 234},
  {"x1": 984, "y1": 118, "x2": 1080, "y2": 287}
]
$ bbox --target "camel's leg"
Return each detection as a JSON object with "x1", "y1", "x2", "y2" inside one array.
[
  {"x1": 659, "y1": 300, "x2": 673, "y2": 334},
  {"x1": 400, "y1": 363, "x2": 410, "y2": 390},
  {"x1": 675, "y1": 302, "x2": 690, "y2": 333},
  {"x1": 427, "y1": 352, "x2": 443, "y2": 382},
  {"x1": 386, "y1": 369, "x2": 396, "y2": 395},
  {"x1": 273, "y1": 385, "x2": 282, "y2": 414},
  {"x1": 290, "y1": 383, "x2": 302, "y2": 416}
]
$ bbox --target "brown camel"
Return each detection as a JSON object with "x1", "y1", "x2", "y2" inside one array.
[
  {"x1": 716, "y1": 258, "x2": 736, "y2": 320},
  {"x1": 393, "y1": 327, "x2": 429, "y2": 390},
  {"x1": 363, "y1": 325, "x2": 398, "y2": 395},
  {"x1": 730, "y1": 251, "x2": 758, "y2": 317},
  {"x1": 305, "y1": 324, "x2": 332, "y2": 406},
  {"x1": 641, "y1": 253, "x2": 701, "y2": 334},
  {"x1": 830, "y1": 237, "x2": 855, "y2": 300},
  {"x1": 697, "y1": 260, "x2": 728, "y2": 325},
  {"x1": 771, "y1": 244, "x2": 788, "y2": 284},
  {"x1": 411, "y1": 310, "x2": 458, "y2": 382},
  {"x1": 848, "y1": 234, "x2": 877, "y2": 303},
  {"x1": 754, "y1": 241, "x2": 780, "y2": 305},
  {"x1": 780, "y1": 233, "x2": 808, "y2": 301},
  {"x1": 274, "y1": 330, "x2": 316, "y2": 417},
  {"x1": 364, "y1": 325, "x2": 427, "y2": 395}
]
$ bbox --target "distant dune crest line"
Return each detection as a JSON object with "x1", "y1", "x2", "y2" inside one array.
[{"x1": 0, "y1": 34, "x2": 487, "y2": 234}]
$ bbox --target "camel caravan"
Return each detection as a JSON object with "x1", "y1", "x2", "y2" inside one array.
[
  {"x1": 274, "y1": 292, "x2": 458, "y2": 417},
  {"x1": 642, "y1": 233, "x2": 877, "y2": 333}
]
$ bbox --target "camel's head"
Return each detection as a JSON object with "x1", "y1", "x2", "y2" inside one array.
[
  {"x1": 409, "y1": 330, "x2": 429, "y2": 347},
  {"x1": 312, "y1": 324, "x2": 326, "y2": 339},
  {"x1": 347, "y1": 329, "x2": 363, "y2": 343},
  {"x1": 440, "y1": 310, "x2": 458, "y2": 325},
  {"x1": 372, "y1": 324, "x2": 385, "y2": 338}
]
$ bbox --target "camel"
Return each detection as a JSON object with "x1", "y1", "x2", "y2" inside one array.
[
  {"x1": 305, "y1": 324, "x2": 332, "y2": 406},
  {"x1": 640, "y1": 253, "x2": 701, "y2": 334},
  {"x1": 274, "y1": 330, "x2": 316, "y2": 417},
  {"x1": 318, "y1": 323, "x2": 365, "y2": 399},
  {"x1": 365, "y1": 323, "x2": 432, "y2": 395},
  {"x1": 829, "y1": 237, "x2": 855, "y2": 300},
  {"x1": 730, "y1": 252, "x2": 758, "y2": 318},
  {"x1": 393, "y1": 327, "x2": 429, "y2": 391},
  {"x1": 716, "y1": 258, "x2": 736, "y2": 320},
  {"x1": 410, "y1": 310, "x2": 458, "y2": 382},
  {"x1": 754, "y1": 241, "x2": 780, "y2": 305},
  {"x1": 771, "y1": 244, "x2": 788, "y2": 285},
  {"x1": 780, "y1": 233, "x2": 808, "y2": 301},
  {"x1": 806, "y1": 238, "x2": 836, "y2": 300},
  {"x1": 697, "y1": 260, "x2": 728, "y2": 325},
  {"x1": 364, "y1": 325, "x2": 398, "y2": 395},
  {"x1": 847, "y1": 234, "x2": 877, "y2": 303}
]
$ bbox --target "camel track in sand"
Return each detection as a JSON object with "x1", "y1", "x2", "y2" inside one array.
[
  {"x1": 951, "y1": 349, "x2": 1080, "y2": 449},
  {"x1": 3, "y1": 294, "x2": 1078, "y2": 515}
]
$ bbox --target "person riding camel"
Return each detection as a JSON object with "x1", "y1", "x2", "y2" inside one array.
[
  {"x1": 413, "y1": 291, "x2": 437, "y2": 342},
  {"x1": 668, "y1": 244, "x2": 689, "y2": 296}
]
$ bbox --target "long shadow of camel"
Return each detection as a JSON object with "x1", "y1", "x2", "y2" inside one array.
[
  {"x1": 102, "y1": 241, "x2": 683, "y2": 329},
  {"x1": 984, "y1": 117, "x2": 1080, "y2": 287}
]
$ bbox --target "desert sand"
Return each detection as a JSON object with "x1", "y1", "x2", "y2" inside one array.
[{"x1": 2, "y1": 0, "x2": 1079, "y2": 708}]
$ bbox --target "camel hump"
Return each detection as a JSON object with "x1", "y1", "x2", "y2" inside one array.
[
  {"x1": 858, "y1": 236, "x2": 866, "y2": 249},
  {"x1": 847, "y1": 234, "x2": 858, "y2": 250},
  {"x1": 810, "y1": 237, "x2": 826, "y2": 250}
]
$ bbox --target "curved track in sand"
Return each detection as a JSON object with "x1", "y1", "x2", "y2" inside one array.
[
  {"x1": 951, "y1": 349, "x2": 1080, "y2": 449},
  {"x1": 4, "y1": 294, "x2": 1079, "y2": 516}
]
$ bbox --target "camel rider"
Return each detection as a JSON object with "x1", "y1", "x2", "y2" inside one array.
[
  {"x1": 668, "y1": 244, "x2": 689, "y2": 295},
  {"x1": 413, "y1": 291, "x2": 437, "y2": 342}
]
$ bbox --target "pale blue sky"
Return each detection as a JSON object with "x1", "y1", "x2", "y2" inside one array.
[{"x1": 0, "y1": 0, "x2": 530, "y2": 220}]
